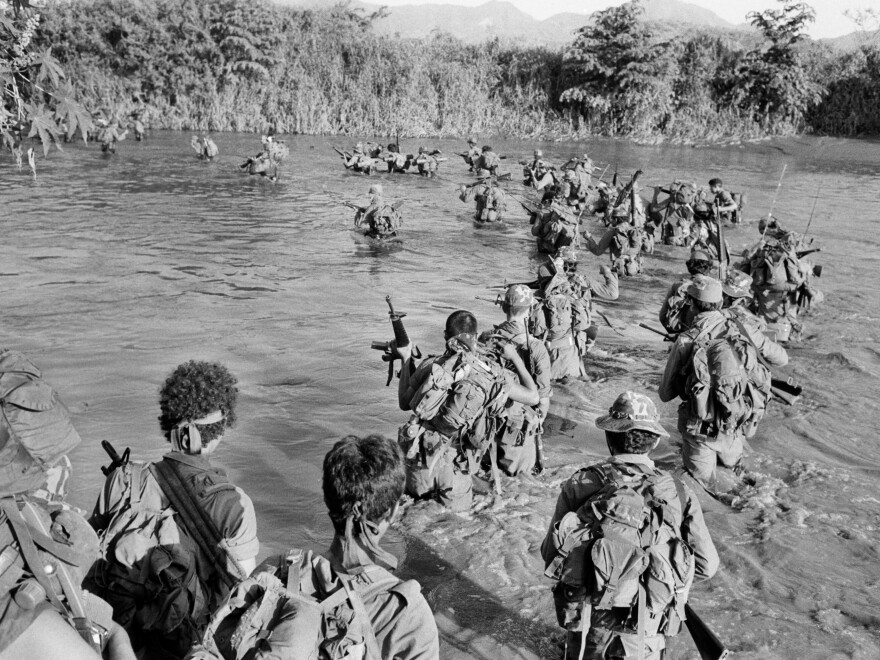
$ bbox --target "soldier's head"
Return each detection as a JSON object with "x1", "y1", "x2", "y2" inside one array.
[
  {"x1": 387, "y1": 143, "x2": 399, "y2": 153},
  {"x1": 323, "y1": 434, "x2": 405, "y2": 536},
  {"x1": 595, "y1": 391, "x2": 669, "y2": 455},
  {"x1": 555, "y1": 245, "x2": 578, "y2": 271},
  {"x1": 159, "y1": 361, "x2": 238, "y2": 453},
  {"x1": 369, "y1": 183, "x2": 383, "y2": 196},
  {"x1": 686, "y1": 274, "x2": 723, "y2": 313},
  {"x1": 467, "y1": 137, "x2": 477, "y2": 146},
  {"x1": 482, "y1": 145, "x2": 492, "y2": 153},
  {"x1": 722, "y1": 269, "x2": 753, "y2": 307},
  {"x1": 444, "y1": 310, "x2": 478, "y2": 349},
  {"x1": 709, "y1": 178, "x2": 723, "y2": 192},
  {"x1": 686, "y1": 248, "x2": 715, "y2": 276},
  {"x1": 418, "y1": 146, "x2": 427, "y2": 154},
  {"x1": 502, "y1": 284, "x2": 534, "y2": 318},
  {"x1": 354, "y1": 142, "x2": 364, "y2": 154},
  {"x1": 693, "y1": 200, "x2": 712, "y2": 220},
  {"x1": 534, "y1": 149, "x2": 543, "y2": 158}
]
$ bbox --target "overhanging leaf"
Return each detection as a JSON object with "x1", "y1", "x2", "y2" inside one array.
[
  {"x1": 54, "y1": 84, "x2": 93, "y2": 142},
  {"x1": 36, "y1": 48, "x2": 65, "y2": 88},
  {"x1": 25, "y1": 104, "x2": 62, "y2": 156}
]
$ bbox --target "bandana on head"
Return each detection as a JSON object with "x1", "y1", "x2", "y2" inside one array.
[
  {"x1": 169, "y1": 410, "x2": 225, "y2": 453},
  {"x1": 339, "y1": 501, "x2": 398, "y2": 572}
]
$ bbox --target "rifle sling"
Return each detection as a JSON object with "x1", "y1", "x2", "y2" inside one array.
[{"x1": 149, "y1": 459, "x2": 246, "y2": 588}]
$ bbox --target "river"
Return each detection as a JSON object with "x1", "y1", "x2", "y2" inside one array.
[{"x1": 2, "y1": 132, "x2": 879, "y2": 659}]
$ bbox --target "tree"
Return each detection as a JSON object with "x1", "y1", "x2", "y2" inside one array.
[
  {"x1": 1, "y1": 0, "x2": 92, "y2": 163},
  {"x1": 559, "y1": 0, "x2": 676, "y2": 135},
  {"x1": 725, "y1": 0, "x2": 825, "y2": 131}
]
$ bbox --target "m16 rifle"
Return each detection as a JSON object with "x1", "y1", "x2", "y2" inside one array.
[
  {"x1": 101, "y1": 440, "x2": 130, "y2": 476},
  {"x1": 372, "y1": 296, "x2": 420, "y2": 386},
  {"x1": 685, "y1": 603, "x2": 731, "y2": 660}
]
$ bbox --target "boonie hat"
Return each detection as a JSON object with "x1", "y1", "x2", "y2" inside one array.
[
  {"x1": 722, "y1": 270, "x2": 753, "y2": 298},
  {"x1": 467, "y1": 137, "x2": 477, "y2": 145},
  {"x1": 687, "y1": 274, "x2": 722, "y2": 303},
  {"x1": 504, "y1": 284, "x2": 534, "y2": 307},
  {"x1": 368, "y1": 184, "x2": 382, "y2": 195},
  {"x1": 595, "y1": 391, "x2": 669, "y2": 437}
]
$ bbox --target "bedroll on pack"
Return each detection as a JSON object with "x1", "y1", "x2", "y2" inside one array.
[
  {"x1": 408, "y1": 350, "x2": 508, "y2": 445},
  {"x1": 686, "y1": 329, "x2": 771, "y2": 439},
  {"x1": 544, "y1": 464, "x2": 695, "y2": 636},
  {"x1": 661, "y1": 280, "x2": 694, "y2": 335},
  {"x1": 187, "y1": 549, "x2": 405, "y2": 660},
  {"x1": 0, "y1": 350, "x2": 82, "y2": 497}
]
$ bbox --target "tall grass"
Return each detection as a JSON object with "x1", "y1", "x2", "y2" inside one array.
[{"x1": 33, "y1": 0, "x2": 879, "y2": 140}]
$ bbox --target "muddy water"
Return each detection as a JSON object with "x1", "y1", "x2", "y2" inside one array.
[{"x1": 2, "y1": 133, "x2": 879, "y2": 659}]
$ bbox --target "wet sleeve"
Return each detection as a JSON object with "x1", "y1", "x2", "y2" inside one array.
[
  {"x1": 589, "y1": 269, "x2": 619, "y2": 300},
  {"x1": 377, "y1": 586, "x2": 440, "y2": 660},
  {"x1": 681, "y1": 486, "x2": 720, "y2": 582},
  {"x1": 659, "y1": 340, "x2": 687, "y2": 402},
  {"x1": 740, "y1": 319, "x2": 788, "y2": 367},
  {"x1": 529, "y1": 340, "x2": 553, "y2": 399},
  {"x1": 215, "y1": 487, "x2": 259, "y2": 564},
  {"x1": 586, "y1": 228, "x2": 615, "y2": 256}
]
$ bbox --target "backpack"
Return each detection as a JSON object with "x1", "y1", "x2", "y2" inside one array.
[
  {"x1": 408, "y1": 347, "x2": 508, "y2": 451},
  {"x1": 539, "y1": 206, "x2": 577, "y2": 253},
  {"x1": 544, "y1": 463, "x2": 695, "y2": 636},
  {"x1": 567, "y1": 274, "x2": 593, "y2": 333},
  {"x1": 86, "y1": 460, "x2": 237, "y2": 654},
  {"x1": 685, "y1": 324, "x2": 771, "y2": 439},
  {"x1": 187, "y1": 549, "x2": 412, "y2": 660},
  {"x1": 530, "y1": 276, "x2": 574, "y2": 344},
  {"x1": 370, "y1": 205, "x2": 402, "y2": 236},
  {"x1": 0, "y1": 350, "x2": 82, "y2": 497},
  {"x1": 660, "y1": 278, "x2": 694, "y2": 335}
]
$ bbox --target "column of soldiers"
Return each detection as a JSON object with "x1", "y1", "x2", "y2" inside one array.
[{"x1": 1, "y1": 139, "x2": 824, "y2": 660}]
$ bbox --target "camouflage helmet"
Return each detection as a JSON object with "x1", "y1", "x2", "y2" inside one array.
[
  {"x1": 354, "y1": 142, "x2": 364, "y2": 153},
  {"x1": 476, "y1": 168, "x2": 492, "y2": 178},
  {"x1": 722, "y1": 269, "x2": 753, "y2": 298},
  {"x1": 481, "y1": 145, "x2": 492, "y2": 152},
  {"x1": 556, "y1": 245, "x2": 578, "y2": 263},
  {"x1": 688, "y1": 247, "x2": 713, "y2": 264},
  {"x1": 595, "y1": 391, "x2": 669, "y2": 437},
  {"x1": 368, "y1": 183, "x2": 383, "y2": 195},
  {"x1": 687, "y1": 274, "x2": 723, "y2": 303},
  {"x1": 466, "y1": 137, "x2": 477, "y2": 145},
  {"x1": 418, "y1": 146, "x2": 427, "y2": 154},
  {"x1": 534, "y1": 149, "x2": 543, "y2": 158},
  {"x1": 564, "y1": 169, "x2": 577, "y2": 181},
  {"x1": 504, "y1": 284, "x2": 534, "y2": 308}
]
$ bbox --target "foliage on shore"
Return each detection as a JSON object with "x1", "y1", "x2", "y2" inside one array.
[{"x1": 3, "y1": 0, "x2": 880, "y2": 157}]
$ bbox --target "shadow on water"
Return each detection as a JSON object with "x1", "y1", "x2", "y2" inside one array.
[{"x1": 397, "y1": 533, "x2": 557, "y2": 660}]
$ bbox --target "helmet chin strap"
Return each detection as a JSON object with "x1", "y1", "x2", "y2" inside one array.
[{"x1": 169, "y1": 410, "x2": 225, "y2": 453}]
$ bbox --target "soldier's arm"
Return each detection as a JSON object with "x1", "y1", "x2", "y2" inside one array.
[
  {"x1": 739, "y1": 317, "x2": 788, "y2": 366},
  {"x1": 541, "y1": 470, "x2": 603, "y2": 566},
  {"x1": 590, "y1": 265, "x2": 619, "y2": 300},
  {"x1": 502, "y1": 344, "x2": 540, "y2": 406},
  {"x1": 658, "y1": 339, "x2": 687, "y2": 402},
  {"x1": 680, "y1": 484, "x2": 720, "y2": 581}
]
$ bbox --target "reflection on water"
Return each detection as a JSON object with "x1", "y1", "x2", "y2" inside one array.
[{"x1": 3, "y1": 132, "x2": 880, "y2": 657}]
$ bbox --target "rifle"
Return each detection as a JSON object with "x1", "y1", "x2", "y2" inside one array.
[
  {"x1": 796, "y1": 247, "x2": 820, "y2": 259},
  {"x1": 612, "y1": 163, "x2": 618, "y2": 187},
  {"x1": 372, "y1": 296, "x2": 420, "y2": 386},
  {"x1": 596, "y1": 163, "x2": 610, "y2": 183},
  {"x1": 765, "y1": 163, "x2": 788, "y2": 225},
  {"x1": 802, "y1": 185, "x2": 820, "y2": 241},
  {"x1": 474, "y1": 295, "x2": 502, "y2": 305},
  {"x1": 685, "y1": 603, "x2": 730, "y2": 660},
  {"x1": 639, "y1": 322, "x2": 677, "y2": 342},
  {"x1": 101, "y1": 440, "x2": 130, "y2": 476},
  {"x1": 613, "y1": 169, "x2": 643, "y2": 210},
  {"x1": 527, "y1": 317, "x2": 545, "y2": 474},
  {"x1": 333, "y1": 146, "x2": 348, "y2": 159},
  {"x1": 343, "y1": 201, "x2": 363, "y2": 212}
]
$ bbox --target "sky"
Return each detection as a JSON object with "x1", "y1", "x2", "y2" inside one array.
[{"x1": 358, "y1": 0, "x2": 875, "y2": 39}]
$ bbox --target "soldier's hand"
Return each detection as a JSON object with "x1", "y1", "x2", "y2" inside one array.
[
  {"x1": 599, "y1": 264, "x2": 612, "y2": 277},
  {"x1": 500, "y1": 341, "x2": 520, "y2": 362},
  {"x1": 389, "y1": 340, "x2": 410, "y2": 362}
]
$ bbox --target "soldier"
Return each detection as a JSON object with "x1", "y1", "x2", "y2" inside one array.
[
  {"x1": 475, "y1": 145, "x2": 501, "y2": 176},
  {"x1": 460, "y1": 172, "x2": 506, "y2": 223},
  {"x1": 352, "y1": 184, "x2": 403, "y2": 239}
]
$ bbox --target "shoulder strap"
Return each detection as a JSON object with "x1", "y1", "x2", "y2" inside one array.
[
  {"x1": 727, "y1": 315, "x2": 773, "y2": 372},
  {"x1": 149, "y1": 459, "x2": 246, "y2": 588},
  {"x1": 339, "y1": 575, "x2": 384, "y2": 660}
]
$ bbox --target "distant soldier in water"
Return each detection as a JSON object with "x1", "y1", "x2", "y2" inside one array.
[
  {"x1": 97, "y1": 119, "x2": 128, "y2": 154},
  {"x1": 383, "y1": 143, "x2": 412, "y2": 173},
  {"x1": 191, "y1": 135, "x2": 219, "y2": 160},
  {"x1": 460, "y1": 171, "x2": 506, "y2": 222},
  {"x1": 352, "y1": 184, "x2": 403, "y2": 239},
  {"x1": 414, "y1": 146, "x2": 443, "y2": 177},
  {"x1": 342, "y1": 143, "x2": 377, "y2": 175},
  {"x1": 460, "y1": 137, "x2": 480, "y2": 171},
  {"x1": 130, "y1": 113, "x2": 146, "y2": 142},
  {"x1": 240, "y1": 135, "x2": 289, "y2": 181},
  {"x1": 708, "y1": 178, "x2": 739, "y2": 223}
]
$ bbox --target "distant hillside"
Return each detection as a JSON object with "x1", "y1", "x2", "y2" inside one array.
[
  {"x1": 821, "y1": 30, "x2": 880, "y2": 50},
  {"x1": 273, "y1": 0, "x2": 736, "y2": 46}
]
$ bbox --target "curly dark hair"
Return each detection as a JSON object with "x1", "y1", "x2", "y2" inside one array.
[
  {"x1": 686, "y1": 259, "x2": 714, "y2": 276},
  {"x1": 158, "y1": 361, "x2": 238, "y2": 444},
  {"x1": 606, "y1": 429, "x2": 660, "y2": 455},
  {"x1": 323, "y1": 435, "x2": 405, "y2": 535}
]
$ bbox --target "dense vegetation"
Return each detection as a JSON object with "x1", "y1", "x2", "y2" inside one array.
[{"x1": 2, "y1": 0, "x2": 879, "y2": 158}]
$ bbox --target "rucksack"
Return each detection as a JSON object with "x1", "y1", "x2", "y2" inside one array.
[
  {"x1": 544, "y1": 463, "x2": 695, "y2": 636},
  {"x1": 0, "y1": 349, "x2": 82, "y2": 497},
  {"x1": 530, "y1": 276, "x2": 574, "y2": 345},
  {"x1": 539, "y1": 205, "x2": 578, "y2": 253},
  {"x1": 371, "y1": 205, "x2": 402, "y2": 236},
  {"x1": 567, "y1": 274, "x2": 593, "y2": 333},
  {"x1": 85, "y1": 460, "x2": 237, "y2": 654},
  {"x1": 408, "y1": 347, "x2": 508, "y2": 450},
  {"x1": 187, "y1": 549, "x2": 412, "y2": 660},
  {"x1": 660, "y1": 278, "x2": 694, "y2": 335},
  {"x1": 685, "y1": 324, "x2": 771, "y2": 439}
]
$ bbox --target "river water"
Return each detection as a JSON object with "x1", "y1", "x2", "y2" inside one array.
[{"x1": 2, "y1": 132, "x2": 879, "y2": 659}]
